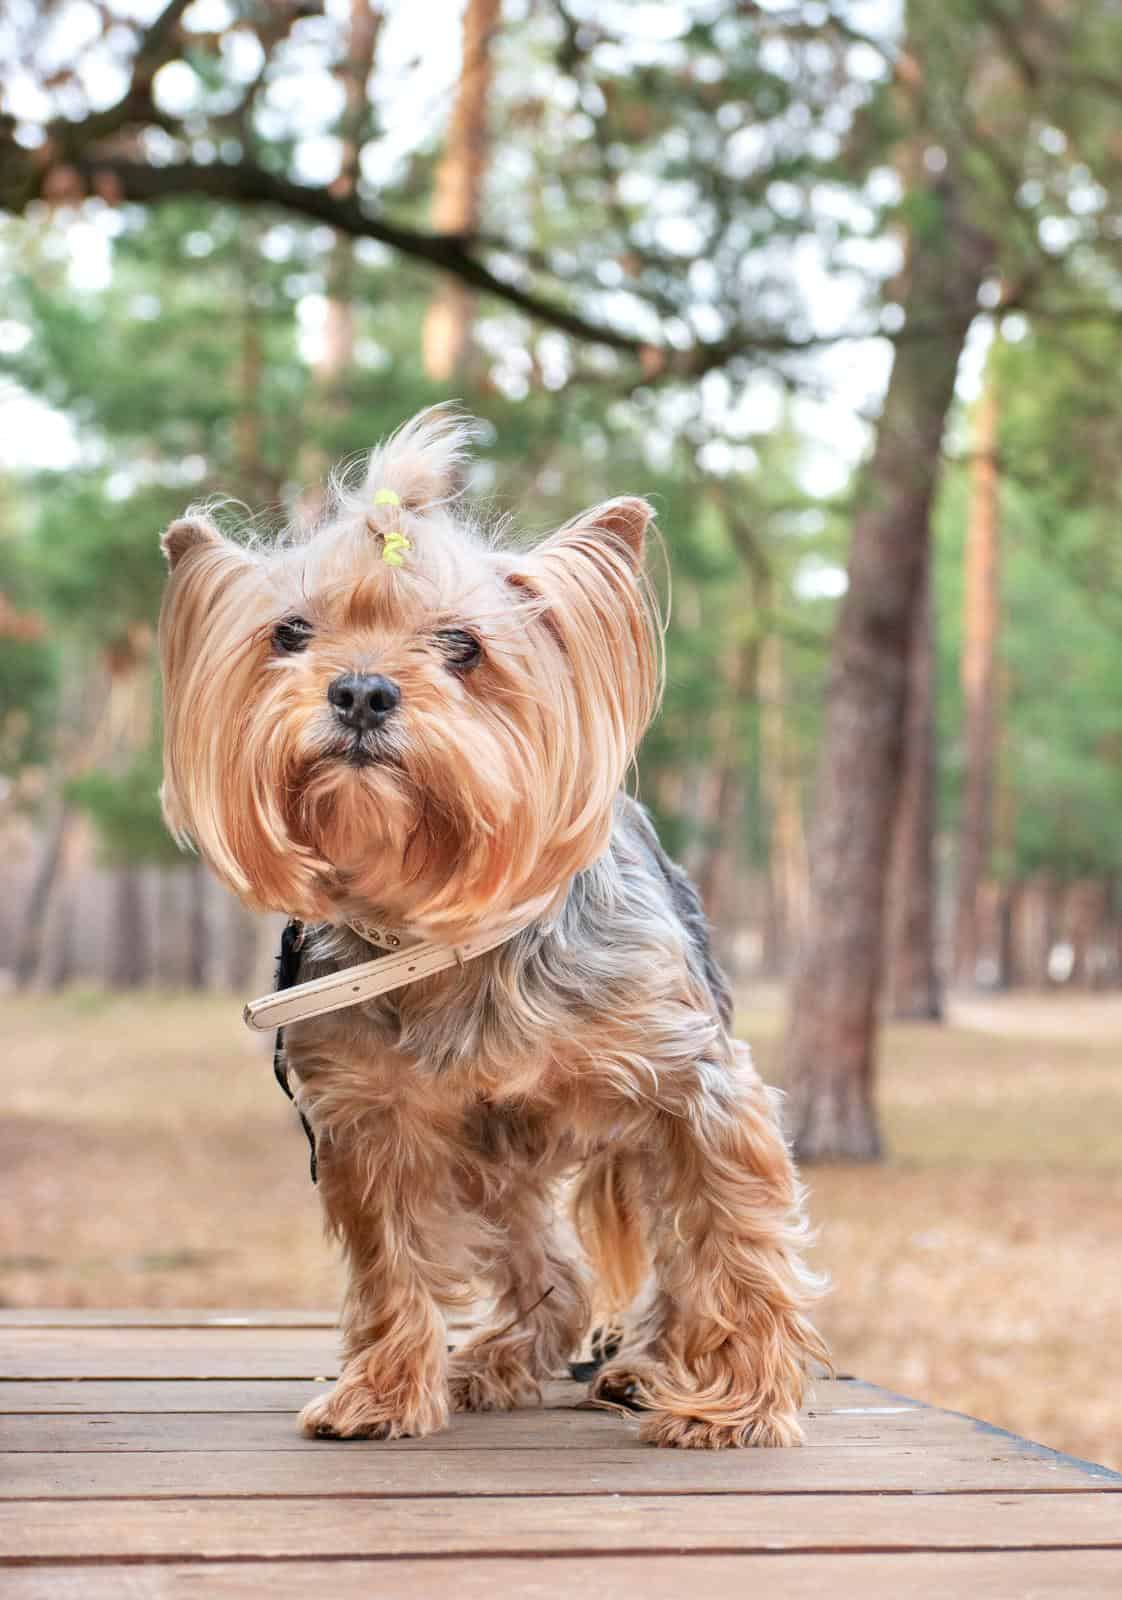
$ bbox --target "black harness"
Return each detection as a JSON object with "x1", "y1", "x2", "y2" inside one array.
[{"x1": 271, "y1": 918, "x2": 318, "y2": 1184}]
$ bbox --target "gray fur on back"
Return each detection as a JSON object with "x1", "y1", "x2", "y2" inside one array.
[{"x1": 620, "y1": 798, "x2": 734, "y2": 1029}]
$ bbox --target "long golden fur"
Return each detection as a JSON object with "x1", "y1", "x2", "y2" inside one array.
[{"x1": 159, "y1": 406, "x2": 828, "y2": 1448}]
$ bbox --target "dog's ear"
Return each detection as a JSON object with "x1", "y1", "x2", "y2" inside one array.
[
  {"x1": 161, "y1": 515, "x2": 224, "y2": 572},
  {"x1": 364, "y1": 404, "x2": 476, "y2": 514},
  {"x1": 506, "y1": 492, "x2": 659, "y2": 708},
  {"x1": 505, "y1": 496, "x2": 655, "y2": 629},
  {"x1": 560, "y1": 497, "x2": 652, "y2": 570},
  {"x1": 499, "y1": 493, "x2": 661, "y2": 867}
]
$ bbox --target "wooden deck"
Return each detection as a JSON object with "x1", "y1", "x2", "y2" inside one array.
[{"x1": 1, "y1": 1311, "x2": 1119, "y2": 1597}]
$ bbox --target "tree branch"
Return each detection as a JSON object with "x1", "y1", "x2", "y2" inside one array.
[
  {"x1": 66, "y1": 0, "x2": 195, "y2": 149},
  {"x1": 8, "y1": 132, "x2": 1122, "y2": 373},
  {"x1": 3, "y1": 142, "x2": 871, "y2": 367}
]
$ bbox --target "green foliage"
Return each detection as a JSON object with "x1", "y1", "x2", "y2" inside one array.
[
  {"x1": 0, "y1": 628, "x2": 57, "y2": 776},
  {"x1": 935, "y1": 336, "x2": 1122, "y2": 879},
  {"x1": 69, "y1": 752, "x2": 182, "y2": 868},
  {"x1": 3, "y1": 0, "x2": 1122, "y2": 898},
  {"x1": 22, "y1": 475, "x2": 175, "y2": 644},
  {"x1": 0, "y1": 189, "x2": 843, "y2": 872},
  {"x1": 0, "y1": 477, "x2": 58, "y2": 774}
]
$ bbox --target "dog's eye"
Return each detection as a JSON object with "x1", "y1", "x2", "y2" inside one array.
[
  {"x1": 273, "y1": 617, "x2": 314, "y2": 654},
  {"x1": 434, "y1": 628, "x2": 483, "y2": 673}
]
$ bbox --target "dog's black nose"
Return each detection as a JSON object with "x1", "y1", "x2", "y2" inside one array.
[{"x1": 327, "y1": 672, "x2": 401, "y2": 732}]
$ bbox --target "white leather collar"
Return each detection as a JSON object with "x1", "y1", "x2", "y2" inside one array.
[
  {"x1": 243, "y1": 917, "x2": 528, "y2": 1034},
  {"x1": 343, "y1": 918, "x2": 406, "y2": 952}
]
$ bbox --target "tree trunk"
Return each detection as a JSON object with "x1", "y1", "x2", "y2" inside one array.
[
  {"x1": 422, "y1": 0, "x2": 501, "y2": 380},
  {"x1": 694, "y1": 636, "x2": 757, "y2": 952},
  {"x1": 783, "y1": 174, "x2": 992, "y2": 1162},
  {"x1": 225, "y1": 896, "x2": 259, "y2": 992},
  {"x1": 14, "y1": 801, "x2": 75, "y2": 985},
  {"x1": 295, "y1": 0, "x2": 381, "y2": 511},
  {"x1": 954, "y1": 364, "x2": 1002, "y2": 986},
  {"x1": 186, "y1": 858, "x2": 209, "y2": 990},
  {"x1": 43, "y1": 891, "x2": 79, "y2": 987},
  {"x1": 885, "y1": 551, "x2": 943, "y2": 1019},
  {"x1": 111, "y1": 865, "x2": 148, "y2": 988},
  {"x1": 1008, "y1": 873, "x2": 1057, "y2": 987},
  {"x1": 233, "y1": 247, "x2": 265, "y2": 504},
  {"x1": 14, "y1": 654, "x2": 113, "y2": 987},
  {"x1": 1062, "y1": 879, "x2": 1110, "y2": 989},
  {"x1": 758, "y1": 625, "x2": 809, "y2": 976},
  {"x1": 693, "y1": 760, "x2": 743, "y2": 945},
  {"x1": 323, "y1": 0, "x2": 380, "y2": 392},
  {"x1": 35, "y1": 826, "x2": 89, "y2": 991}
]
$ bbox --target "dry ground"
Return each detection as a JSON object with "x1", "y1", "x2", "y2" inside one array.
[{"x1": 3, "y1": 986, "x2": 1120, "y2": 1470}]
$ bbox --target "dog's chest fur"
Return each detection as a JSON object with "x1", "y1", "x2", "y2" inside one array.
[{"x1": 282, "y1": 797, "x2": 732, "y2": 1127}]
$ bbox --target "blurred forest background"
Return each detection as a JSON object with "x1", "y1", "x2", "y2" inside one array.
[{"x1": 1, "y1": 0, "x2": 1121, "y2": 1466}]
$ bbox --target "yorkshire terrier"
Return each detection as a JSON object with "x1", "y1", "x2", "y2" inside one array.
[{"x1": 158, "y1": 408, "x2": 827, "y2": 1448}]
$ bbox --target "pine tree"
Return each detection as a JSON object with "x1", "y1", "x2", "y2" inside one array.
[{"x1": 954, "y1": 361, "x2": 1002, "y2": 987}]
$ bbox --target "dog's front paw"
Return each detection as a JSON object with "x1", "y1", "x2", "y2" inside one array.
[
  {"x1": 300, "y1": 1353, "x2": 448, "y2": 1441},
  {"x1": 639, "y1": 1407, "x2": 803, "y2": 1449},
  {"x1": 448, "y1": 1348, "x2": 542, "y2": 1413},
  {"x1": 587, "y1": 1358, "x2": 658, "y2": 1412},
  {"x1": 301, "y1": 1390, "x2": 398, "y2": 1440}
]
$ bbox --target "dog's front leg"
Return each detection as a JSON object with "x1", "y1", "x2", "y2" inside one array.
[
  {"x1": 298, "y1": 1110, "x2": 468, "y2": 1441},
  {"x1": 448, "y1": 1174, "x2": 590, "y2": 1412},
  {"x1": 593, "y1": 1040, "x2": 829, "y2": 1449}
]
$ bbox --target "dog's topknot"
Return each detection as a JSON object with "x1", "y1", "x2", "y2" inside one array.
[{"x1": 361, "y1": 403, "x2": 477, "y2": 512}]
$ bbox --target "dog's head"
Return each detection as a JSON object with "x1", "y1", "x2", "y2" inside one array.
[{"x1": 158, "y1": 408, "x2": 661, "y2": 938}]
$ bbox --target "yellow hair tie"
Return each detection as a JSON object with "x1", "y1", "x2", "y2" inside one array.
[
  {"x1": 371, "y1": 488, "x2": 410, "y2": 565},
  {"x1": 381, "y1": 529, "x2": 411, "y2": 567}
]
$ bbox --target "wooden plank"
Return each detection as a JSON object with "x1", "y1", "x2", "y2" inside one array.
[
  {"x1": 0, "y1": 1326, "x2": 823, "y2": 1382},
  {"x1": 0, "y1": 1377, "x2": 584, "y2": 1414},
  {"x1": 4, "y1": 1553, "x2": 1122, "y2": 1600},
  {"x1": 0, "y1": 1311, "x2": 338, "y2": 1330},
  {"x1": 3, "y1": 1441, "x2": 1116, "y2": 1497},
  {"x1": 1, "y1": 1492, "x2": 1120, "y2": 1562},
  {"x1": 0, "y1": 1380, "x2": 326, "y2": 1414},
  {"x1": 0, "y1": 1375, "x2": 888, "y2": 1416},
  {"x1": 0, "y1": 1328, "x2": 341, "y2": 1379},
  {"x1": 0, "y1": 1367, "x2": 953, "y2": 1445},
  {"x1": 0, "y1": 1400, "x2": 974, "y2": 1454}
]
